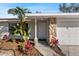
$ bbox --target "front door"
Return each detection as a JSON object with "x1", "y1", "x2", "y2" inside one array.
[{"x1": 37, "y1": 21, "x2": 47, "y2": 41}]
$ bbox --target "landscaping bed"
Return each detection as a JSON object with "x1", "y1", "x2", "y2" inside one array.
[
  {"x1": 0, "y1": 49, "x2": 14, "y2": 56},
  {"x1": 0, "y1": 40, "x2": 42, "y2": 56}
]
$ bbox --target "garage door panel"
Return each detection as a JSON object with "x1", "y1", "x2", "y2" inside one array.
[
  {"x1": 57, "y1": 28, "x2": 70, "y2": 45},
  {"x1": 76, "y1": 28, "x2": 79, "y2": 45},
  {"x1": 57, "y1": 18, "x2": 79, "y2": 45}
]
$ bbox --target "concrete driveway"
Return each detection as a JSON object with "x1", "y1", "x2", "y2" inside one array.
[{"x1": 59, "y1": 45, "x2": 79, "y2": 56}]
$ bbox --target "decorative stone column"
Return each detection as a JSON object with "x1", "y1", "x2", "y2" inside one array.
[
  {"x1": 34, "y1": 17, "x2": 38, "y2": 46},
  {"x1": 48, "y1": 17, "x2": 57, "y2": 45}
]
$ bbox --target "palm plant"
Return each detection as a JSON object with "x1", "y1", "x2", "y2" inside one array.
[{"x1": 8, "y1": 7, "x2": 30, "y2": 41}]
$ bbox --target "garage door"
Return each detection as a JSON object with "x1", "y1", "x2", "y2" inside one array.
[{"x1": 57, "y1": 18, "x2": 79, "y2": 45}]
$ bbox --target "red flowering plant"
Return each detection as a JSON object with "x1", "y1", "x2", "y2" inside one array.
[
  {"x1": 50, "y1": 37, "x2": 59, "y2": 47},
  {"x1": 24, "y1": 40, "x2": 33, "y2": 50}
]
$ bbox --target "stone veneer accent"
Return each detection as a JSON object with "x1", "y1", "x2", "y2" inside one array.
[{"x1": 48, "y1": 18, "x2": 57, "y2": 44}]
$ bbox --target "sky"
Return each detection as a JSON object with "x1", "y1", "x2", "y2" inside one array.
[{"x1": 0, "y1": 3, "x2": 60, "y2": 18}]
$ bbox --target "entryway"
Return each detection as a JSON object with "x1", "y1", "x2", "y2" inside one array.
[{"x1": 37, "y1": 20, "x2": 47, "y2": 41}]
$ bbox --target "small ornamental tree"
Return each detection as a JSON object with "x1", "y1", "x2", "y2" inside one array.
[{"x1": 8, "y1": 7, "x2": 31, "y2": 41}]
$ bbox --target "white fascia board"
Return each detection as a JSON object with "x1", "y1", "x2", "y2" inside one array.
[{"x1": 26, "y1": 13, "x2": 79, "y2": 17}]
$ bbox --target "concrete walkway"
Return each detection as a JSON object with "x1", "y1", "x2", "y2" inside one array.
[{"x1": 35, "y1": 41, "x2": 59, "y2": 56}]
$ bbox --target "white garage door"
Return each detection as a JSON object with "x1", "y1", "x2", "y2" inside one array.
[{"x1": 57, "y1": 18, "x2": 79, "y2": 45}]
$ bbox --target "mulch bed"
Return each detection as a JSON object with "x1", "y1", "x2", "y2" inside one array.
[
  {"x1": 0, "y1": 40, "x2": 42, "y2": 56},
  {"x1": 0, "y1": 49, "x2": 14, "y2": 56},
  {"x1": 0, "y1": 40, "x2": 66, "y2": 56},
  {"x1": 51, "y1": 46, "x2": 66, "y2": 56}
]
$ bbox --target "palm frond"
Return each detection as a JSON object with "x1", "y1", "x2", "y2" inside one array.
[{"x1": 8, "y1": 9, "x2": 17, "y2": 15}]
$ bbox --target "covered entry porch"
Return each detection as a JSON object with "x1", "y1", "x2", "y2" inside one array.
[
  {"x1": 28, "y1": 17, "x2": 49, "y2": 46},
  {"x1": 28, "y1": 15, "x2": 56, "y2": 46}
]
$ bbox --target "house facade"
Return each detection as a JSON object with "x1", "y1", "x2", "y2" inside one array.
[{"x1": 1, "y1": 13, "x2": 79, "y2": 45}]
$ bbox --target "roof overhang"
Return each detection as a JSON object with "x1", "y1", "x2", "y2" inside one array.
[
  {"x1": 26, "y1": 13, "x2": 79, "y2": 19},
  {"x1": 0, "y1": 18, "x2": 31, "y2": 23},
  {"x1": 0, "y1": 13, "x2": 79, "y2": 22}
]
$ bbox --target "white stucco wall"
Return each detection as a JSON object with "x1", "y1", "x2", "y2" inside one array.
[
  {"x1": 0, "y1": 22, "x2": 9, "y2": 39},
  {"x1": 57, "y1": 18, "x2": 79, "y2": 45}
]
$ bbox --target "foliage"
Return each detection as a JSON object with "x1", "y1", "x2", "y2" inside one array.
[
  {"x1": 50, "y1": 37, "x2": 59, "y2": 47},
  {"x1": 24, "y1": 40, "x2": 32, "y2": 49},
  {"x1": 9, "y1": 25, "x2": 16, "y2": 35},
  {"x1": 59, "y1": 3, "x2": 79, "y2": 13},
  {"x1": 18, "y1": 42, "x2": 24, "y2": 51},
  {"x1": 8, "y1": 7, "x2": 31, "y2": 40}
]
